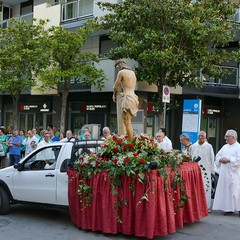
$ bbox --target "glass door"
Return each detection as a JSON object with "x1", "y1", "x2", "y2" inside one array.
[
  {"x1": 19, "y1": 113, "x2": 35, "y2": 132},
  {"x1": 202, "y1": 117, "x2": 220, "y2": 153}
]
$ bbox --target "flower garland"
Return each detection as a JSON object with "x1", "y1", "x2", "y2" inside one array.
[{"x1": 73, "y1": 134, "x2": 191, "y2": 219}]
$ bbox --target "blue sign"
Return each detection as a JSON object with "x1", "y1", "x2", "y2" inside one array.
[{"x1": 181, "y1": 99, "x2": 202, "y2": 146}]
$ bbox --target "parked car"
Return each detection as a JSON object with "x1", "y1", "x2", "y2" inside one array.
[{"x1": 0, "y1": 139, "x2": 103, "y2": 215}]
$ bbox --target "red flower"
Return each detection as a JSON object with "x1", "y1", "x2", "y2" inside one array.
[
  {"x1": 103, "y1": 144, "x2": 108, "y2": 148},
  {"x1": 186, "y1": 156, "x2": 191, "y2": 161},
  {"x1": 113, "y1": 158, "x2": 118, "y2": 165},
  {"x1": 122, "y1": 145, "x2": 128, "y2": 151},
  {"x1": 128, "y1": 143, "x2": 134, "y2": 149},
  {"x1": 138, "y1": 142, "x2": 143, "y2": 147},
  {"x1": 133, "y1": 152, "x2": 139, "y2": 157},
  {"x1": 103, "y1": 158, "x2": 108, "y2": 162},
  {"x1": 117, "y1": 139, "x2": 122, "y2": 145},
  {"x1": 81, "y1": 163, "x2": 86, "y2": 167},
  {"x1": 125, "y1": 135, "x2": 129, "y2": 139},
  {"x1": 124, "y1": 157, "x2": 130, "y2": 163},
  {"x1": 112, "y1": 135, "x2": 118, "y2": 141},
  {"x1": 148, "y1": 143, "x2": 153, "y2": 148},
  {"x1": 113, "y1": 147, "x2": 119, "y2": 153},
  {"x1": 139, "y1": 158, "x2": 146, "y2": 164}
]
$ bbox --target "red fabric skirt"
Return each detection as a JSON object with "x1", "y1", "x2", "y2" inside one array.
[{"x1": 67, "y1": 162, "x2": 208, "y2": 239}]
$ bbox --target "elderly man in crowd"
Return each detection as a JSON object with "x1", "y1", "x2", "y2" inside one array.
[
  {"x1": 101, "y1": 127, "x2": 111, "y2": 140},
  {"x1": 191, "y1": 130, "x2": 215, "y2": 211},
  {"x1": 212, "y1": 129, "x2": 240, "y2": 216},
  {"x1": 156, "y1": 131, "x2": 172, "y2": 151},
  {"x1": 22, "y1": 130, "x2": 39, "y2": 156},
  {"x1": 158, "y1": 128, "x2": 172, "y2": 150},
  {"x1": 179, "y1": 133, "x2": 193, "y2": 155}
]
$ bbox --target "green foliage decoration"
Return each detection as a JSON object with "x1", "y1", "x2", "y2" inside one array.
[{"x1": 72, "y1": 134, "x2": 192, "y2": 220}]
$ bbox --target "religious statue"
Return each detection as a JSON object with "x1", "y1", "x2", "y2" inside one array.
[{"x1": 113, "y1": 59, "x2": 139, "y2": 142}]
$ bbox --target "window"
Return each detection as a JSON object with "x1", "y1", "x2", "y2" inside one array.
[
  {"x1": 22, "y1": 146, "x2": 61, "y2": 171},
  {"x1": 99, "y1": 36, "x2": 118, "y2": 55},
  {"x1": 20, "y1": 0, "x2": 33, "y2": 15},
  {"x1": 78, "y1": 0, "x2": 93, "y2": 16},
  {"x1": 61, "y1": 0, "x2": 94, "y2": 22}
]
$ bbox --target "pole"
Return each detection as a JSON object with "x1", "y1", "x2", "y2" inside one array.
[{"x1": 163, "y1": 102, "x2": 166, "y2": 129}]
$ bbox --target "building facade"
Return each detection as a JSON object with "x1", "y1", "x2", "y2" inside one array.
[{"x1": 1, "y1": 0, "x2": 240, "y2": 152}]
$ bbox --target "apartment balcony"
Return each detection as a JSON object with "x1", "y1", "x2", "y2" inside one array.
[
  {"x1": 183, "y1": 65, "x2": 239, "y2": 98},
  {"x1": 234, "y1": 8, "x2": 240, "y2": 23},
  {"x1": 61, "y1": 0, "x2": 94, "y2": 24},
  {"x1": 0, "y1": 13, "x2": 33, "y2": 28},
  {"x1": 3, "y1": 0, "x2": 27, "y2": 5},
  {"x1": 203, "y1": 66, "x2": 239, "y2": 87}
]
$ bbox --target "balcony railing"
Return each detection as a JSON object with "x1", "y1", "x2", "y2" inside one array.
[
  {"x1": 0, "y1": 13, "x2": 33, "y2": 28},
  {"x1": 234, "y1": 9, "x2": 240, "y2": 23},
  {"x1": 203, "y1": 66, "x2": 239, "y2": 87},
  {"x1": 61, "y1": 0, "x2": 94, "y2": 23}
]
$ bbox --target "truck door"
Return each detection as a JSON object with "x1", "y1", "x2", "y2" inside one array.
[{"x1": 12, "y1": 145, "x2": 62, "y2": 204}]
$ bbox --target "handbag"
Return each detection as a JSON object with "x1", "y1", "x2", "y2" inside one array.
[{"x1": 0, "y1": 143, "x2": 5, "y2": 157}]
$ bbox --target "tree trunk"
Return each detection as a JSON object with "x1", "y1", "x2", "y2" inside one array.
[
  {"x1": 11, "y1": 94, "x2": 20, "y2": 130},
  {"x1": 60, "y1": 89, "x2": 69, "y2": 134},
  {"x1": 157, "y1": 82, "x2": 165, "y2": 129}
]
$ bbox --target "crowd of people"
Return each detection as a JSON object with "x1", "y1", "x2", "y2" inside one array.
[
  {"x1": 0, "y1": 124, "x2": 112, "y2": 169},
  {"x1": 0, "y1": 124, "x2": 64, "y2": 168},
  {"x1": 1, "y1": 123, "x2": 240, "y2": 216},
  {"x1": 155, "y1": 128, "x2": 240, "y2": 216}
]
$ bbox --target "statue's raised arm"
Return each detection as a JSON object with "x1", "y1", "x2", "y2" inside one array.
[{"x1": 113, "y1": 59, "x2": 139, "y2": 142}]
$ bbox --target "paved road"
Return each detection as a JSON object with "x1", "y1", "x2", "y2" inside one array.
[{"x1": 0, "y1": 204, "x2": 240, "y2": 240}]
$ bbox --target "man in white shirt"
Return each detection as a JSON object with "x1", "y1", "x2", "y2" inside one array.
[
  {"x1": 37, "y1": 131, "x2": 56, "y2": 169},
  {"x1": 60, "y1": 130, "x2": 74, "y2": 142},
  {"x1": 191, "y1": 130, "x2": 215, "y2": 211},
  {"x1": 159, "y1": 128, "x2": 172, "y2": 150},
  {"x1": 101, "y1": 127, "x2": 111, "y2": 140},
  {"x1": 156, "y1": 131, "x2": 170, "y2": 150},
  {"x1": 212, "y1": 129, "x2": 240, "y2": 216},
  {"x1": 22, "y1": 130, "x2": 39, "y2": 156}
]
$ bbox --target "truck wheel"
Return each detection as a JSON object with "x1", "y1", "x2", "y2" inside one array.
[{"x1": 0, "y1": 186, "x2": 10, "y2": 215}]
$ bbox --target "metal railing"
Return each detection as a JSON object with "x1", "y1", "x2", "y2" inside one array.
[
  {"x1": 0, "y1": 13, "x2": 33, "y2": 28},
  {"x1": 233, "y1": 8, "x2": 240, "y2": 23},
  {"x1": 61, "y1": 0, "x2": 94, "y2": 22},
  {"x1": 203, "y1": 66, "x2": 239, "y2": 87}
]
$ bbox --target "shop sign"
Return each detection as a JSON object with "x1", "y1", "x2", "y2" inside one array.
[
  {"x1": 82, "y1": 103, "x2": 109, "y2": 112},
  {"x1": 20, "y1": 103, "x2": 51, "y2": 112}
]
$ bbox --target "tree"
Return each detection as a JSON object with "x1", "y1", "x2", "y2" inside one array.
[
  {"x1": 97, "y1": 0, "x2": 240, "y2": 127},
  {"x1": 0, "y1": 19, "x2": 48, "y2": 129},
  {"x1": 38, "y1": 22, "x2": 105, "y2": 133}
]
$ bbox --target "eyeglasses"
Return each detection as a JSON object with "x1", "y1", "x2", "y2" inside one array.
[{"x1": 225, "y1": 135, "x2": 233, "y2": 138}]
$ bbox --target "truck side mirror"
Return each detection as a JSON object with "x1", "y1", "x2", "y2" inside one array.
[{"x1": 14, "y1": 163, "x2": 23, "y2": 171}]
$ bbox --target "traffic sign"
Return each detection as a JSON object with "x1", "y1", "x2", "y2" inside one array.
[{"x1": 162, "y1": 85, "x2": 170, "y2": 103}]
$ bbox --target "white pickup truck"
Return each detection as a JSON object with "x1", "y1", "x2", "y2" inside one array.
[{"x1": 0, "y1": 139, "x2": 103, "y2": 215}]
